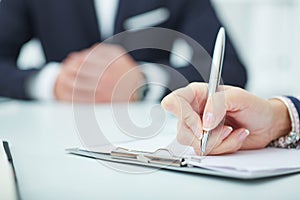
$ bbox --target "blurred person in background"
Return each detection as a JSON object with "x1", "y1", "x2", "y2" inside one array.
[{"x1": 0, "y1": 0, "x2": 247, "y2": 103}]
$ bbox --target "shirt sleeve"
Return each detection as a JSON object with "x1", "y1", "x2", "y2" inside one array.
[
  {"x1": 139, "y1": 63, "x2": 169, "y2": 101},
  {"x1": 25, "y1": 62, "x2": 60, "y2": 100},
  {"x1": 286, "y1": 96, "x2": 300, "y2": 135},
  {"x1": 272, "y1": 96, "x2": 300, "y2": 148}
]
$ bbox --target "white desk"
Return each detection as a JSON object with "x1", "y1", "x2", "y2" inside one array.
[{"x1": 0, "y1": 101, "x2": 299, "y2": 200}]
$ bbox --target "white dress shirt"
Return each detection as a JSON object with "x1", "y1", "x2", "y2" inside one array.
[{"x1": 26, "y1": 0, "x2": 168, "y2": 101}]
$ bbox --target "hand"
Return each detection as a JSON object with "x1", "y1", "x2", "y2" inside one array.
[
  {"x1": 54, "y1": 44, "x2": 145, "y2": 103},
  {"x1": 161, "y1": 83, "x2": 291, "y2": 155}
]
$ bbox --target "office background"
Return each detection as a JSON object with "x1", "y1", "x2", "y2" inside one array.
[{"x1": 17, "y1": 0, "x2": 300, "y2": 98}]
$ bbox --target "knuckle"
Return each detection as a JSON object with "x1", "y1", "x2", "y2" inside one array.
[
  {"x1": 176, "y1": 128, "x2": 192, "y2": 146},
  {"x1": 188, "y1": 82, "x2": 198, "y2": 88},
  {"x1": 176, "y1": 131, "x2": 187, "y2": 145},
  {"x1": 183, "y1": 112, "x2": 199, "y2": 129},
  {"x1": 212, "y1": 140, "x2": 242, "y2": 155},
  {"x1": 189, "y1": 82, "x2": 206, "y2": 89},
  {"x1": 230, "y1": 140, "x2": 243, "y2": 152}
]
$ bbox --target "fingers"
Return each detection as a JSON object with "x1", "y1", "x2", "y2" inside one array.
[
  {"x1": 175, "y1": 120, "x2": 250, "y2": 156},
  {"x1": 189, "y1": 125, "x2": 233, "y2": 155},
  {"x1": 176, "y1": 124, "x2": 236, "y2": 156},
  {"x1": 162, "y1": 85, "x2": 204, "y2": 145},
  {"x1": 162, "y1": 87, "x2": 194, "y2": 116},
  {"x1": 54, "y1": 73, "x2": 94, "y2": 103},
  {"x1": 162, "y1": 82, "x2": 208, "y2": 116},
  {"x1": 63, "y1": 57, "x2": 104, "y2": 78},
  {"x1": 177, "y1": 120, "x2": 201, "y2": 147},
  {"x1": 167, "y1": 94, "x2": 203, "y2": 138},
  {"x1": 209, "y1": 128, "x2": 250, "y2": 155},
  {"x1": 185, "y1": 126, "x2": 249, "y2": 156},
  {"x1": 162, "y1": 82, "x2": 226, "y2": 131},
  {"x1": 162, "y1": 83, "x2": 227, "y2": 154},
  {"x1": 202, "y1": 92, "x2": 226, "y2": 131},
  {"x1": 56, "y1": 43, "x2": 140, "y2": 103}
]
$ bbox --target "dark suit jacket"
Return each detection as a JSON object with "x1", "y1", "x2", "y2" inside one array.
[{"x1": 0, "y1": 0, "x2": 247, "y2": 99}]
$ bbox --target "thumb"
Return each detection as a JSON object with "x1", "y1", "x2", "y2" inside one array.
[{"x1": 202, "y1": 91, "x2": 226, "y2": 131}]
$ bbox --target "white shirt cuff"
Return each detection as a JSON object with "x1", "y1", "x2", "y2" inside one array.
[
  {"x1": 26, "y1": 62, "x2": 61, "y2": 100},
  {"x1": 139, "y1": 63, "x2": 169, "y2": 101}
]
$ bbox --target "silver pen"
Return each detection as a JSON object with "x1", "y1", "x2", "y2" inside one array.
[{"x1": 201, "y1": 27, "x2": 226, "y2": 156}]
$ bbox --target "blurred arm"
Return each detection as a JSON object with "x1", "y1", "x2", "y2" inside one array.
[{"x1": 0, "y1": 0, "x2": 37, "y2": 99}]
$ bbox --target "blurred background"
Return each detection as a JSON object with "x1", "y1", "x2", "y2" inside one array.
[
  {"x1": 17, "y1": 0, "x2": 300, "y2": 98},
  {"x1": 212, "y1": 0, "x2": 300, "y2": 97}
]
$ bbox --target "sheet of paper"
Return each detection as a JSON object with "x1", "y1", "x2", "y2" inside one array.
[{"x1": 189, "y1": 148, "x2": 300, "y2": 173}]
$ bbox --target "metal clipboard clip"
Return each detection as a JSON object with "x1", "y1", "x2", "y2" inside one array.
[{"x1": 110, "y1": 147, "x2": 188, "y2": 167}]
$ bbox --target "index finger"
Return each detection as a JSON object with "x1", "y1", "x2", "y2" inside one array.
[{"x1": 161, "y1": 82, "x2": 208, "y2": 116}]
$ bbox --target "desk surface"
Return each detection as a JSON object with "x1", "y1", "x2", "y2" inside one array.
[{"x1": 0, "y1": 101, "x2": 299, "y2": 200}]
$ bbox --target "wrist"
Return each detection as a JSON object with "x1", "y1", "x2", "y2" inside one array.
[
  {"x1": 269, "y1": 99, "x2": 292, "y2": 141},
  {"x1": 269, "y1": 96, "x2": 300, "y2": 148}
]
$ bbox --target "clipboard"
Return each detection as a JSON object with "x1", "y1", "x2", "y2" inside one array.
[
  {"x1": 67, "y1": 146, "x2": 200, "y2": 167},
  {"x1": 66, "y1": 145, "x2": 300, "y2": 180}
]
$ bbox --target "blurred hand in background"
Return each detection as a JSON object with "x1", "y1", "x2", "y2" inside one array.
[{"x1": 54, "y1": 44, "x2": 145, "y2": 103}]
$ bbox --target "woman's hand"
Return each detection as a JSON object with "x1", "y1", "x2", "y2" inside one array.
[{"x1": 161, "y1": 83, "x2": 291, "y2": 155}]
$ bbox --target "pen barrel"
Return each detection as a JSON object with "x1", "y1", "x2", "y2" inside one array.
[
  {"x1": 202, "y1": 28, "x2": 225, "y2": 155},
  {"x1": 207, "y1": 78, "x2": 219, "y2": 97},
  {"x1": 207, "y1": 27, "x2": 225, "y2": 97}
]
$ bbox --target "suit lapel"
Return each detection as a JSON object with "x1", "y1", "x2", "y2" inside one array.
[{"x1": 73, "y1": 0, "x2": 101, "y2": 44}]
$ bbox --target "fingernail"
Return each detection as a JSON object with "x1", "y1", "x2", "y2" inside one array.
[
  {"x1": 238, "y1": 129, "x2": 250, "y2": 143},
  {"x1": 194, "y1": 125, "x2": 203, "y2": 139},
  {"x1": 203, "y1": 112, "x2": 215, "y2": 130},
  {"x1": 221, "y1": 126, "x2": 233, "y2": 140}
]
